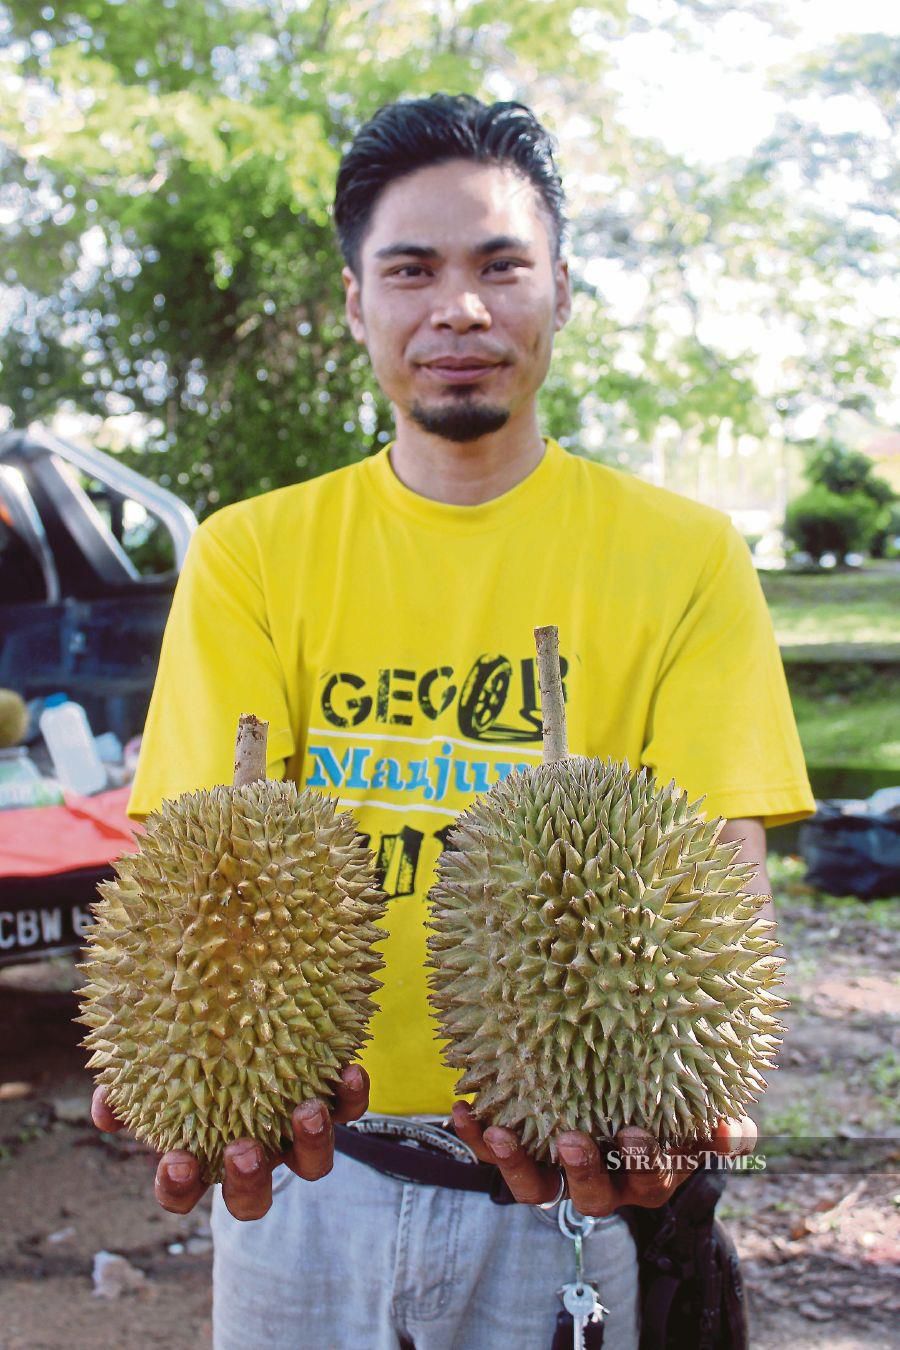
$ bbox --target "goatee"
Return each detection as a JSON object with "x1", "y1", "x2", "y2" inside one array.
[{"x1": 409, "y1": 398, "x2": 510, "y2": 443}]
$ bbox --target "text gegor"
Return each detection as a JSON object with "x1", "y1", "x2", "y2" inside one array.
[{"x1": 320, "y1": 650, "x2": 568, "y2": 743}]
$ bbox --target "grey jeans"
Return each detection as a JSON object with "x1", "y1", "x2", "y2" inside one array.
[{"x1": 211, "y1": 1149, "x2": 640, "y2": 1350}]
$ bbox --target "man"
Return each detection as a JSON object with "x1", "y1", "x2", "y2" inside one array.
[{"x1": 95, "y1": 93, "x2": 814, "y2": 1348}]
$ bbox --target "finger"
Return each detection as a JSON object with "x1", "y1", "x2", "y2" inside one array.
[
  {"x1": 90, "y1": 1085, "x2": 124, "y2": 1134},
  {"x1": 482, "y1": 1126, "x2": 562, "y2": 1206},
  {"x1": 693, "y1": 1115, "x2": 759, "y2": 1157},
  {"x1": 332, "y1": 1064, "x2": 370, "y2": 1124},
  {"x1": 288, "y1": 1100, "x2": 334, "y2": 1181},
  {"x1": 717, "y1": 1115, "x2": 758, "y2": 1155},
  {"x1": 450, "y1": 1101, "x2": 496, "y2": 1164},
  {"x1": 221, "y1": 1140, "x2": 274, "y2": 1220},
  {"x1": 613, "y1": 1127, "x2": 680, "y2": 1209},
  {"x1": 453, "y1": 1104, "x2": 581, "y2": 1207},
  {"x1": 557, "y1": 1131, "x2": 620, "y2": 1216},
  {"x1": 154, "y1": 1150, "x2": 208, "y2": 1215},
  {"x1": 737, "y1": 1115, "x2": 758, "y2": 1154}
]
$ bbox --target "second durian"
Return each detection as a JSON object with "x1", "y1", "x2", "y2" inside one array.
[{"x1": 426, "y1": 627, "x2": 786, "y2": 1161}]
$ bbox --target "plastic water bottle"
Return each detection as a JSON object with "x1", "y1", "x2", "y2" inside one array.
[{"x1": 39, "y1": 696, "x2": 108, "y2": 796}]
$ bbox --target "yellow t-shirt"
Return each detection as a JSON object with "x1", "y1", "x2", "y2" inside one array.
[{"x1": 128, "y1": 436, "x2": 814, "y2": 1115}]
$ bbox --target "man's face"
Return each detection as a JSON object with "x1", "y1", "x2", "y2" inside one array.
[{"x1": 342, "y1": 159, "x2": 571, "y2": 443}]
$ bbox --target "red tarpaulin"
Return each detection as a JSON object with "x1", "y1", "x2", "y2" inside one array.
[{"x1": 0, "y1": 787, "x2": 144, "y2": 878}]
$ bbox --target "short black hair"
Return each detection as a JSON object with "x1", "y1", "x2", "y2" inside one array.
[{"x1": 333, "y1": 92, "x2": 567, "y2": 279}]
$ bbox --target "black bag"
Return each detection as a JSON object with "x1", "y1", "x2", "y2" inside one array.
[
  {"x1": 619, "y1": 1170, "x2": 749, "y2": 1350},
  {"x1": 800, "y1": 802, "x2": 900, "y2": 899}
]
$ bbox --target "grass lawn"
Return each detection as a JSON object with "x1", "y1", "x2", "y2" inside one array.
[
  {"x1": 791, "y1": 691, "x2": 900, "y2": 771},
  {"x1": 755, "y1": 567, "x2": 899, "y2": 773},
  {"x1": 759, "y1": 567, "x2": 900, "y2": 645}
]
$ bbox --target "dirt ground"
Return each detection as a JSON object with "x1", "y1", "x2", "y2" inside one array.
[{"x1": 0, "y1": 871, "x2": 897, "y2": 1350}]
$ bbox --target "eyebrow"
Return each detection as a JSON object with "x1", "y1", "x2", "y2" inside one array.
[{"x1": 373, "y1": 234, "x2": 533, "y2": 262}]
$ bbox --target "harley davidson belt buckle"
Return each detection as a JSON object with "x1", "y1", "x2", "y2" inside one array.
[{"x1": 346, "y1": 1113, "x2": 480, "y2": 1165}]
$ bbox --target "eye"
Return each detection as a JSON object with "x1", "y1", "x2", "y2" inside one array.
[{"x1": 487, "y1": 259, "x2": 524, "y2": 273}]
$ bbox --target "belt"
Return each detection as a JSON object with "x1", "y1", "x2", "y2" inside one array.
[{"x1": 334, "y1": 1114, "x2": 517, "y2": 1205}]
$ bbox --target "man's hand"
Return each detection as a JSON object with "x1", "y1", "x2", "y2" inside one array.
[
  {"x1": 452, "y1": 1102, "x2": 757, "y2": 1214},
  {"x1": 91, "y1": 1064, "x2": 371, "y2": 1221}
]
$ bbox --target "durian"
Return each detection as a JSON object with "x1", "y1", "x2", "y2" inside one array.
[
  {"x1": 0, "y1": 689, "x2": 28, "y2": 748},
  {"x1": 77, "y1": 714, "x2": 386, "y2": 1182},
  {"x1": 427, "y1": 626, "x2": 786, "y2": 1161}
]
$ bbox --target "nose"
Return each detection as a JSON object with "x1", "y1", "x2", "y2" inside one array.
[{"x1": 430, "y1": 285, "x2": 491, "y2": 331}]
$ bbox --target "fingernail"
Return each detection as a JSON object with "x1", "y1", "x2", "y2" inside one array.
[
  {"x1": 344, "y1": 1065, "x2": 363, "y2": 1090},
  {"x1": 558, "y1": 1142, "x2": 587, "y2": 1166},
  {"x1": 232, "y1": 1147, "x2": 261, "y2": 1176},
  {"x1": 485, "y1": 1132, "x2": 515, "y2": 1159},
  {"x1": 298, "y1": 1101, "x2": 327, "y2": 1134},
  {"x1": 166, "y1": 1162, "x2": 193, "y2": 1184}
]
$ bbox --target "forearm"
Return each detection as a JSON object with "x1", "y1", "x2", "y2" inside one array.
[{"x1": 717, "y1": 817, "x2": 775, "y2": 928}]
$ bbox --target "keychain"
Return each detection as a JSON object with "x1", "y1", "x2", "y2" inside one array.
[{"x1": 550, "y1": 1200, "x2": 609, "y2": 1349}]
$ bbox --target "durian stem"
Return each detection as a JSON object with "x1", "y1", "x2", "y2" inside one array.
[
  {"x1": 233, "y1": 714, "x2": 268, "y2": 787},
  {"x1": 534, "y1": 625, "x2": 568, "y2": 764}
]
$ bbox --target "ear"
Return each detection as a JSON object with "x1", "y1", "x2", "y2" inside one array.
[
  {"x1": 553, "y1": 257, "x2": 572, "y2": 332},
  {"x1": 342, "y1": 266, "x2": 366, "y2": 344}
]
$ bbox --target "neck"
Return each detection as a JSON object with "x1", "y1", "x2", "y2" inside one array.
[{"x1": 388, "y1": 410, "x2": 547, "y2": 506}]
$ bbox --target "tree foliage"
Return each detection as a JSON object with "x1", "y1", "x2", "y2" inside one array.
[
  {"x1": 805, "y1": 439, "x2": 895, "y2": 507},
  {"x1": 784, "y1": 486, "x2": 881, "y2": 561},
  {"x1": 0, "y1": 1, "x2": 896, "y2": 515},
  {"x1": 799, "y1": 437, "x2": 898, "y2": 560}
]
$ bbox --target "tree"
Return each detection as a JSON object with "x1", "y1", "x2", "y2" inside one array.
[
  {"x1": 0, "y1": 0, "x2": 623, "y2": 513},
  {"x1": 784, "y1": 486, "x2": 881, "y2": 561},
  {"x1": 801, "y1": 437, "x2": 898, "y2": 560},
  {"x1": 0, "y1": 2, "x2": 896, "y2": 515},
  {"x1": 806, "y1": 439, "x2": 895, "y2": 507}
]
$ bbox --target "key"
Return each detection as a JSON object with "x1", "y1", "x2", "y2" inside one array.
[
  {"x1": 550, "y1": 1307, "x2": 606, "y2": 1350},
  {"x1": 552, "y1": 1202, "x2": 608, "y2": 1349},
  {"x1": 559, "y1": 1280, "x2": 608, "y2": 1348}
]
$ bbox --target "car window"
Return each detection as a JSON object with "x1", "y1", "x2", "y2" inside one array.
[
  {"x1": 83, "y1": 480, "x2": 176, "y2": 576},
  {"x1": 0, "y1": 496, "x2": 48, "y2": 603}
]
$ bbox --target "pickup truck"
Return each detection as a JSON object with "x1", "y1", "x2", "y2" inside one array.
[{"x1": 0, "y1": 425, "x2": 196, "y2": 965}]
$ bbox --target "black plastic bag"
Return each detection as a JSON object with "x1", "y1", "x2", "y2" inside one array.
[
  {"x1": 800, "y1": 802, "x2": 900, "y2": 899},
  {"x1": 619, "y1": 1169, "x2": 749, "y2": 1350}
]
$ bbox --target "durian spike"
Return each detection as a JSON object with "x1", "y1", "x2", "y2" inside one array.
[
  {"x1": 534, "y1": 625, "x2": 567, "y2": 764},
  {"x1": 233, "y1": 712, "x2": 268, "y2": 786}
]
